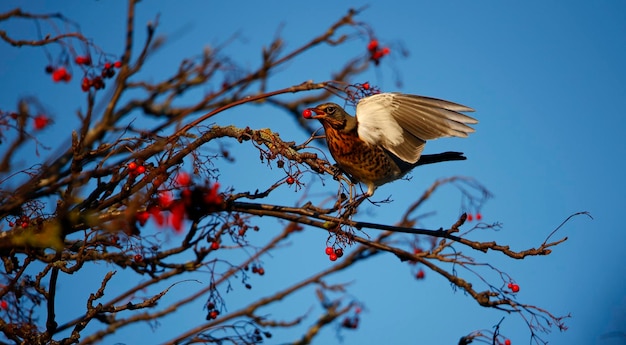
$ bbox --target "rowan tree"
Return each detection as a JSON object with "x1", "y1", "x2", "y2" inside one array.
[{"x1": 0, "y1": 3, "x2": 587, "y2": 345}]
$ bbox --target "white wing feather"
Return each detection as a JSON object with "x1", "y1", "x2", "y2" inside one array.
[
  {"x1": 356, "y1": 93, "x2": 477, "y2": 163},
  {"x1": 355, "y1": 94, "x2": 404, "y2": 146}
]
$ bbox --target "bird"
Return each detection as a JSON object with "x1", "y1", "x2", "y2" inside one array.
[{"x1": 303, "y1": 92, "x2": 477, "y2": 196}]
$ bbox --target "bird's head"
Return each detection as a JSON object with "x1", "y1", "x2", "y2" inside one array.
[{"x1": 304, "y1": 103, "x2": 354, "y2": 130}]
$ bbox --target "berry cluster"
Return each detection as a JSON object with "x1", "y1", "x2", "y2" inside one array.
[
  {"x1": 2, "y1": 109, "x2": 52, "y2": 131},
  {"x1": 341, "y1": 306, "x2": 361, "y2": 329},
  {"x1": 47, "y1": 66, "x2": 72, "y2": 83},
  {"x1": 7, "y1": 214, "x2": 31, "y2": 229},
  {"x1": 324, "y1": 246, "x2": 344, "y2": 261},
  {"x1": 344, "y1": 82, "x2": 381, "y2": 106},
  {"x1": 206, "y1": 302, "x2": 220, "y2": 320},
  {"x1": 466, "y1": 212, "x2": 483, "y2": 222},
  {"x1": 127, "y1": 161, "x2": 147, "y2": 177},
  {"x1": 251, "y1": 265, "x2": 265, "y2": 275},
  {"x1": 411, "y1": 248, "x2": 426, "y2": 280},
  {"x1": 134, "y1": 179, "x2": 224, "y2": 233},
  {"x1": 46, "y1": 54, "x2": 123, "y2": 92},
  {"x1": 232, "y1": 213, "x2": 260, "y2": 237},
  {"x1": 80, "y1": 61, "x2": 122, "y2": 92},
  {"x1": 366, "y1": 39, "x2": 390, "y2": 65},
  {"x1": 249, "y1": 328, "x2": 273, "y2": 342},
  {"x1": 507, "y1": 282, "x2": 520, "y2": 293}
]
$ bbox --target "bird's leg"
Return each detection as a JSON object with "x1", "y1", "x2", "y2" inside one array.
[
  {"x1": 333, "y1": 179, "x2": 355, "y2": 212},
  {"x1": 328, "y1": 164, "x2": 360, "y2": 203},
  {"x1": 340, "y1": 184, "x2": 372, "y2": 218}
]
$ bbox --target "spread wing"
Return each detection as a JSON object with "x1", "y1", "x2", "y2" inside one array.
[{"x1": 355, "y1": 93, "x2": 477, "y2": 163}]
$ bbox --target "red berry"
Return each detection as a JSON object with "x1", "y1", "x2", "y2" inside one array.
[
  {"x1": 367, "y1": 39, "x2": 379, "y2": 51},
  {"x1": 33, "y1": 114, "x2": 50, "y2": 130},
  {"x1": 207, "y1": 302, "x2": 215, "y2": 309},
  {"x1": 371, "y1": 50, "x2": 384, "y2": 61},
  {"x1": 286, "y1": 176, "x2": 295, "y2": 185},
  {"x1": 257, "y1": 267, "x2": 265, "y2": 275},
  {"x1": 52, "y1": 67, "x2": 66, "y2": 82},
  {"x1": 208, "y1": 310, "x2": 219, "y2": 319},
  {"x1": 507, "y1": 282, "x2": 513, "y2": 289},
  {"x1": 334, "y1": 248, "x2": 343, "y2": 257},
  {"x1": 135, "y1": 165, "x2": 146, "y2": 174},
  {"x1": 511, "y1": 284, "x2": 520, "y2": 293},
  {"x1": 329, "y1": 253, "x2": 338, "y2": 261},
  {"x1": 81, "y1": 77, "x2": 91, "y2": 92},
  {"x1": 102, "y1": 67, "x2": 115, "y2": 79},
  {"x1": 75, "y1": 55, "x2": 92, "y2": 65},
  {"x1": 113, "y1": 60, "x2": 122, "y2": 68},
  {"x1": 325, "y1": 246, "x2": 334, "y2": 255},
  {"x1": 52, "y1": 67, "x2": 71, "y2": 82},
  {"x1": 128, "y1": 161, "x2": 138, "y2": 170},
  {"x1": 176, "y1": 172, "x2": 191, "y2": 186},
  {"x1": 416, "y1": 269, "x2": 425, "y2": 279},
  {"x1": 134, "y1": 254, "x2": 143, "y2": 262},
  {"x1": 210, "y1": 241, "x2": 219, "y2": 250},
  {"x1": 302, "y1": 109, "x2": 312, "y2": 119},
  {"x1": 362, "y1": 82, "x2": 370, "y2": 90},
  {"x1": 342, "y1": 317, "x2": 358, "y2": 329},
  {"x1": 171, "y1": 203, "x2": 186, "y2": 232},
  {"x1": 0, "y1": 300, "x2": 8, "y2": 310},
  {"x1": 476, "y1": 213, "x2": 482, "y2": 220},
  {"x1": 158, "y1": 192, "x2": 172, "y2": 208},
  {"x1": 505, "y1": 339, "x2": 511, "y2": 345},
  {"x1": 382, "y1": 47, "x2": 390, "y2": 55},
  {"x1": 136, "y1": 211, "x2": 150, "y2": 226},
  {"x1": 104, "y1": 62, "x2": 112, "y2": 69},
  {"x1": 466, "y1": 213, "x2": 473, "y2": 222},
  {"x1": 92, "y1": 76, "x2": 105, "y2": 90}
]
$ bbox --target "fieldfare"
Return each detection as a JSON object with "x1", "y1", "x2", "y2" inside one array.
[{"x1": 304, "y1": 93, "x2": 477, "y2": 195}]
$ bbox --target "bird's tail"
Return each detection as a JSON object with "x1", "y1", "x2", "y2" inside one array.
[{"x1": 414, "y1": 151, "x2": 466, "y2": 167}]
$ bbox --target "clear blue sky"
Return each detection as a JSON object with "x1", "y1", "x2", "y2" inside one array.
[{"x1": 1, "y1": 1, "x2": 625, "y2": 344}]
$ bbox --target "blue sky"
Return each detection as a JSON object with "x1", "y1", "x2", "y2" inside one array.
[{"x1": 1, "y1": 1, "x2": 625, "y2": 345}]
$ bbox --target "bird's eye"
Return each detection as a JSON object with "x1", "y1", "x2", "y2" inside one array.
[{"x1": 326, "y1": 106, "x2": 335, "y2": 114}]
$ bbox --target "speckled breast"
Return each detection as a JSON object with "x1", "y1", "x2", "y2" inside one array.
[{"x1": 323, "y1": 125, "x2": 401, "y2": 187}]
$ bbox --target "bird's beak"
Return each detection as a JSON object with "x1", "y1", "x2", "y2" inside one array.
[{"x1": 310, "y1": 108, "x2": 326, "y2": 119}]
